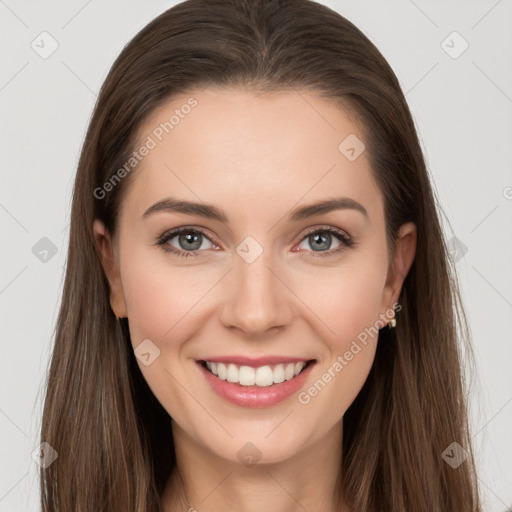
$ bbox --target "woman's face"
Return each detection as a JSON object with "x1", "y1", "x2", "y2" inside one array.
[{"x1": 94, "y1": 88, "x2": 416, "y2": 465}]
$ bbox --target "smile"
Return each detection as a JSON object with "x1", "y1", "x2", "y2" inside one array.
[
  {"x1": 196, "y1": 359, "x2": 317, "y2": 408},
  {"x1": 201, "y1": 360, "x2": 314, "y2": 387}
]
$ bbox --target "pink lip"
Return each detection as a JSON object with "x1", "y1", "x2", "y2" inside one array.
[
  {"x1": 197, "y1": 355, "x2": 314, "y2": 368},
  {"x1": 196, "y1": 360, "x2": 316, "y2": 408}
]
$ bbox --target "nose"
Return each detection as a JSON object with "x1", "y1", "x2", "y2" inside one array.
[{"x1": 219, "y1": 248, "x2": 294, "y2": 338}]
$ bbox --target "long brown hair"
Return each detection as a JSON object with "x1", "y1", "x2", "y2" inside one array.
[{"x1": 39, "y1": 0, "x2": 482, "y2": 510}]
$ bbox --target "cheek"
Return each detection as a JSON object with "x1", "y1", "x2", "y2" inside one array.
[
  {"x1": 299, "y1": 339, "x2": 377, "y2": 429},
  {"x1": 120, "y1": 258, "x2": 207, "y2": 416},
  {"x1": 123, "y1": 273, "x2": 172, "y2": 346},
  {"x1": 294, "y1": 270, "x2": 383, "y2": 419},
  {"x1": 120, "y1": 253, "x2": 208, "y2": 347},
  {"x1": 290, "y1": 261, "x2": 386, "y2": 343},
  {"x1": 290, "y1": 261, "x2": 384, "y2": 411}
]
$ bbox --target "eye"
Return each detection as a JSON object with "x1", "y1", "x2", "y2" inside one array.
[
  {"x1": 155, "y1": 227, "x2": 217, "y2": 259},
  {"x1": 155, "y1": 225, "x2": 355, "y2": 259},
  {"x1": 294, "y1": 226, "x2": 354, "y2": 258}
]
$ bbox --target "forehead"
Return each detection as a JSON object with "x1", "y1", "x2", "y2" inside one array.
[{"x1": 120, "y1": 88, "x2": 383, "y2": 227}]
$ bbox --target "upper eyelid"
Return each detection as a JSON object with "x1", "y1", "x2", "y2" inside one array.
[{"x1": 300, "y1": 225, "x2": 351, "y2": 239}]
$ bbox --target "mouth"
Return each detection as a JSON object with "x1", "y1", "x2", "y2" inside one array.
[
  {"x1": 196, "y1": 357, "x2": 317, "y2": 408},
  {"x1": 197, "y1": 359, "x2": 317, "y2": 388}
]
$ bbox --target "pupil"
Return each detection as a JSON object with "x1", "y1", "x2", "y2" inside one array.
[
  {"x1": 311, "y1": 232, "x2": 330, "y2": 251},
  {"x1": 180, "y1": 232, "x2": 201, "y2": 250}
]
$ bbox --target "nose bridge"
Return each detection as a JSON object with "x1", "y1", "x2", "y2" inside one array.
[{"x1": 220, "y1": 240, "x2": 292, "y2": 336}]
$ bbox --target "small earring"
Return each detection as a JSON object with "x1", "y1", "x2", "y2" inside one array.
[{"x1": 389, "y1": 314, "x2": 396, "y2": 328}]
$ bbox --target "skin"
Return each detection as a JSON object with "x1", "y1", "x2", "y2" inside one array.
[{"x1": 94, "y1": 88, "x2": 416, "y2": 512}]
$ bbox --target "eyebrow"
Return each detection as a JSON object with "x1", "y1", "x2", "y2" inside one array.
[{"x1": 142, "y1": 196, "x2": 368, "y2": 223}]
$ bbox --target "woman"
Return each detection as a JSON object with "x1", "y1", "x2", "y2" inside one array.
[{"x1": 39, "y1": 0, "x2": 482, "y2": 510}]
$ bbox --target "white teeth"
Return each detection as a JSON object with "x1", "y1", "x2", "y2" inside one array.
[
  {"x1": 255, "y1": 366, "x2": 273, "y2": 386},
  {"x1": 226, "y1": 363, "x2": 238, "y2": 383},
  {"x1": 217, "y1": 362, "x2": 227, "y2": 380},
  {"x1": 204, "y1": 360, "x2": 308, "y2": 387},
  {"x1": 284, "y1": 363, "x2": 295, "y2": 381},
  {"x1": 273, "y1": 364, "x2": 285, "y2": 383},
  {"x1": 240, "y1": 365, "x2": 256, "y2": 386}
]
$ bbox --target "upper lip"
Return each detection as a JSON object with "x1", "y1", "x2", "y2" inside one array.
[{"x1": 197, "y1": 355, "x2": 316, "y2": 368}]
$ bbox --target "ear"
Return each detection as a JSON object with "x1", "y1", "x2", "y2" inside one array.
[
  {"x1": 93, "y1": 219, "x2": 127, "y2": 318},
  {"x1": 380, "y1": 222, "x2": 417, "y2": 323}
]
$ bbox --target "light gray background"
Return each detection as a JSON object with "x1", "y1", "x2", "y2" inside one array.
[{"x1": 1, "y1": 0, "x2": 511, "y2": 510}]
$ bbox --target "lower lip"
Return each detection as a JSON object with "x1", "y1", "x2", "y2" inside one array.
[{"x1": 196, "y1": 360, "x2": 316, "y2": 408}]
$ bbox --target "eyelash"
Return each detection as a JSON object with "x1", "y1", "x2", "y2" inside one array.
[{"x1": 155, "y1": 225, "x2": 355, "y2": 259}]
